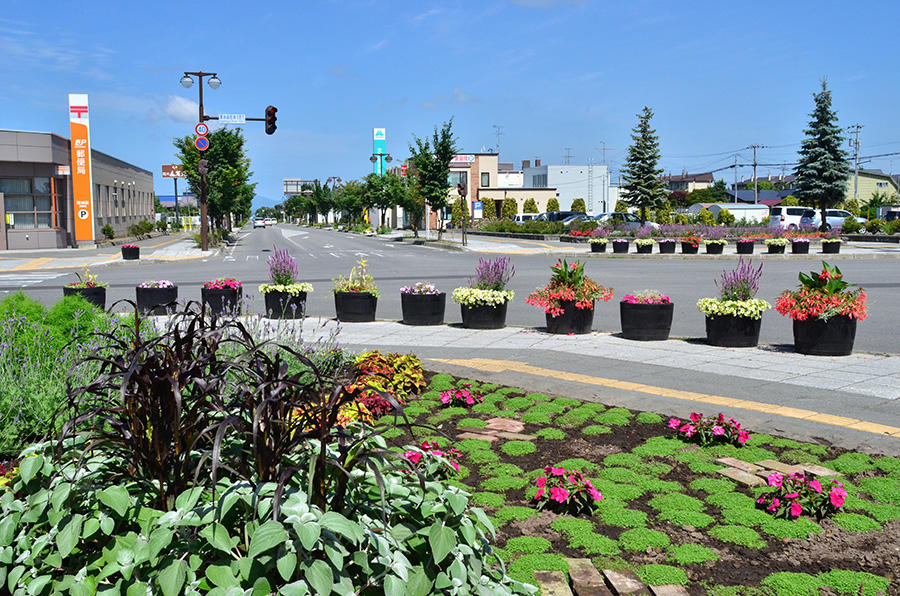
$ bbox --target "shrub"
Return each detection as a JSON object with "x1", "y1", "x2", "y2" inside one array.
[
  {"x1": 101, "y1": 224, "x2": 114, "y2": 239},
  {"x1": 482, "y1": 196, "x2": 497, "y2": 219},
  {"x1": 883, "y1": 218, "x2": 900, "y2": 235},
  {"x1": 842, "y1": 216, "x2": 862, "y2": 233},
  {"x1": 716, "y1": 208, "x2": 735, "y2": 225},
  {"x1": 864, "y1": 218, "x2": 885, "y2": 233},
  {"x1": 547, "y1": 197, "x2": 560, "y2": 212},
  {"x1": 570, "y1": 198, "x2": 586, "y2": 212},
  {"x1": 637, "y1": 564, "x2": 688, "y2": 586},
  {"x1": 698, "y1": 207, "x2": 715, "y2": 225},
  {"x1": 618, "y1": 529, "x2": 670, "y2": 551},
  {"x1": 502, "y1": 197, "x2": 518, "y2": 219},
  {"x1": 523, "y1": 198, "x2": 538, "y2": 213}
]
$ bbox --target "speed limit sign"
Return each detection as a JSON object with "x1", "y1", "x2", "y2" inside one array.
[{"x1": 195, "y1": 122, "x2": 209, "y2": 136}]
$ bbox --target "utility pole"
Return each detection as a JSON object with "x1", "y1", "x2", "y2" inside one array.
[
  {"x1": 563, "y1": 147, "x2": 573, "y2": 165},
  {"x1": 492, "y1": 124, "x2": 503, "y2": 155},
  {"x1": 587, "y1": 158, "x2": 594, "y2": 213},
  {"x1": 733, "y1": 155, "x2": 738, "y2": 203},
  {"x1": 749, "y1": 144, "x2": 764, "y2": 204},
  {"x1": 595, "y1": 142, "x2": 614, "y2": 165},
  {"x1": 848, "y1": 124, "x2": 863, "y2": 203}
]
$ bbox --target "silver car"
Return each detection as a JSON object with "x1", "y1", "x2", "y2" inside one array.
[
  {"x1": 799, "y1": 209, "x2": 854, "y2": 231},
  {"x1": 593, "y1": 212, "x2": 659, "y2": 230}
]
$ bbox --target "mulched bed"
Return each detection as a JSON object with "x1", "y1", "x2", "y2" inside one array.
[{"x1": 385, "y1": 372, "x2": 900, "y2": 594}]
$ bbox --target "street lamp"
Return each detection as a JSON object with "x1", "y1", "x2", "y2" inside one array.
[
  {"x1": 370, "y1": 153, "x2": 392, "y2": 176},
  {"x1": 180, "y1": 70, "x2": 220, "y2": 251}
]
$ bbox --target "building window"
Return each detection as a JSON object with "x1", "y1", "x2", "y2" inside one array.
[
  {"x1": 532, "y1": 174, "x2": 547, "y2": 188},
  {"x1": 876, "y1": 182, "x2": 888, "y2": 188},
  {"x1": 1, "y1": 178, "x2": 60, "y2": 230},
  {"x1": 447, "y1": 171, "x2": 468, "y2": 188},
  {"x1": 481, "y1": 172, "x2": 490, "y2": 187}
]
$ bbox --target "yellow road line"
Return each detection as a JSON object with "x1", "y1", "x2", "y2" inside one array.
[
  {"x1": 9, "y1": 257, "x2": 55, "y2": 271},
  {"x1": 428, "y1": 357, "x2": 900, "y2": 439},
  {"x1": 141, "y1": 234, "x2": 189, "y2": 250}
]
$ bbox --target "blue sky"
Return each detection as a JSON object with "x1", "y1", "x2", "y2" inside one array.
[{"x1": 2, "y1": 1, "x2": 898, "y2": 208}]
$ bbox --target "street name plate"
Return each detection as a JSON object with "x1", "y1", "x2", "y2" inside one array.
[{"x1": 219, "y1": 113, "x2": 246, "y2": 124}]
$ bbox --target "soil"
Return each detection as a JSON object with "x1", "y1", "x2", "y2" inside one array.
[{"x1": 410, "y1": 373, "x2": 900, "y2": 593}]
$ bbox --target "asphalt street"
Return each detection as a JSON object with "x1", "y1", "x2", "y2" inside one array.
[{"x1": 7, "y1": 224, "x2": 898, "y2": 354}]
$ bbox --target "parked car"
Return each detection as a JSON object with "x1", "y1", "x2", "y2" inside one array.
[
  {"x1": 799, "y1": 209, "x2": 854, "y2": 230},
  {"x1": 768, "y1": 206, "x2": 815, "y2": 230},
  {"x1": 561, "y1": 214, "x2": 590, "y2": 225},
  {"x1": 513, "y1": 214, "x2": 539, "y2": 224},
  {"x1": 884, "y1": 209, "x2": 900, "y2": 222},
  {"x1": 540, "y1": 211, "x2": 587, "y2": 223},
  {"x1": 592, "y1": 212, "x2": 659, "y2": 230},
  {"x1": 265, "y1": 218, "x2": 277, "y2": 226},
  {"x1": 252, "y1": 218, "x2": 266, "y2": 229}
]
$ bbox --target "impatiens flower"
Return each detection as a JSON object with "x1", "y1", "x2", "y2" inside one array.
[
  {"x1": 536, "y1": 476, "x2": 547, "y2": 488},
  {"x1": 588, "y1": 487, "x2": 602, "y2": 501},
  {"x1": 668, "y1": 418, "x2": 680, "y2": 429},
  {"x1": 712, "y1": 425, "x2": 725, "y2": 436},
  {"x1": 690, "y1": 412, "x2": 702, "y2": 423},
  {"x1": 549, "y1": 487, "x2": 569, "y2": 503},
  {"x1": 784, "y1": 492, "x2": 799, "y2": 499},
  {"x1": 534, "y1": 488, "x2": 545, "y2": 500},
  {"x1": 404, "y1": 451, "x2": 422, "y2": 464},
  {"x1": 830, "y1": 487, "x2": 847, "y2": 508},
  {"x1": 790, "y1": 502, "x2": 803, "y2": 517},
  {"x1": 809, "y1": 479, "x2": 822, "y2": 493},
  {"x1": 738, "y1": 430, "x2": 750, "y2": 444},
  {"x1": 756, "y1": 496, "x2": 766, "y2": 504},
  {"x1": 768, "y1": 473, "x2": 784, "y2": 488},
  {"x1": 548, "y1": 467, "x2": 566, "y2": 476}
]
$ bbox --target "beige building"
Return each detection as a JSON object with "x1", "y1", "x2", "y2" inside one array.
[
  {"x1": 846, "y1": 169, "x2": 898, "y2": 204},
  {"x1": 660, "y1": 171, "x2": 714, "y2": 193}
]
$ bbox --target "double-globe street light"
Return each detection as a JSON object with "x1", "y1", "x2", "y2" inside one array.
[
  {"x1": 179, "y1": 71, "x2": 220, "y2": 251},
  {"x1": 370, "y1": 152, "x2": 392, "y2": 174}
]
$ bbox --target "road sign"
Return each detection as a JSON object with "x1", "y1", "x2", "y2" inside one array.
[
  {"x1": 400, "y1": 164, "x2": 408, "y2": 176},
  {"x1": 194, "y1": 136, "x2": 210, "y2": 151},
  {"x1": 77, "y1": 208, "x2": 89, "y2": 220},
  {"x1": 219, "y1": 113, "x2": 246, "y2": 124},
  {"x1": 195, "y1": 122, "x2": 209, "y2": 136},
  {"x1": 161, "y1": 164, "x2": 185, "y2": 178}
]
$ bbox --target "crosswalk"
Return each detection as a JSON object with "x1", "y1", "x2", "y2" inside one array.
[{"x1": 0, "y1": 272, "x2": 67, "y2": 290}]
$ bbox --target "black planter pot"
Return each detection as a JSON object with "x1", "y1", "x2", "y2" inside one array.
[
  {"x1": 264, "y1": 290, "x2": 307, "y2": 319},
  {"x1": 793, "y1": 315, "x2": 857, "y2": 356},
  {"x1": 658, "y1": 241, "x2": 676, "y2": 254},
  {"x1": 334, "y1": 291, "x2": 377, "y2": 322},
  {"x1": 822, "y1": 242, "x2": 841, "y2": 254},
  {"x1": 736, "y1": 242, "x2": 755, "y2": 255},
  {"x1": 705, "y1": 314, "x2": 762, "y2": 348},
  {"x1": 62, "y1": 286, "x2": 106, "y2": 310},
  {"x1": 545, "y1": 300, "x2": 594, "y2": 335},
  {"x1": 461, "y1": 301, "x2": 508, "y2": 329},
  {"x1": 681, "y1": 242, "x2": 699, "y2": 254},
  {"x1": 401, "y1": 292, "x2": 446, "y2": 325},
  {"x1": 590, "y1": 242, "x2": 607, "y2": 253},
  {"x1": 122, "y1": 246, "x2": 140, "y2": 260},
  {"x1": 135, "y1": 286, "x2": 178, "y2": 315},
  {"x1": 767, "y1": 244, "x2": 786, "y2": 254},
  {"x1": 612, "y1": 241, "x2": 630, "y2": 254},
  {"x1": 705, "y1": 243, "x2": 725, "y2": 255},
  {"x1": 791, "y1": 241, "x2": 810, "y2": 254},
  {"x1": 636, "y1": 243, "x2": 653, "y2": 254},
  {"x1": 620, "y1": 301, "x2": 674, "y2": 341},
  {"x1": 201, "y1": 287, "x2": 242, "y2": 317}
]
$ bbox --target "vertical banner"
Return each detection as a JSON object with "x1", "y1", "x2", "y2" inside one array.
[
  {"x1": 69, "y1": 93, "x2": 94, "y2": 241},
  {"x1": 372, "y1": 128, "x2": 386, "y2": 175}
]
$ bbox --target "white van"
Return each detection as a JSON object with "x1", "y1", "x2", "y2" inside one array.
[
  {"x1": 513, "y1": 214, "x2": 538, "y2": 224},
  {"x1": 768, "y1": 206, "x2": 816, "y2": 230}
]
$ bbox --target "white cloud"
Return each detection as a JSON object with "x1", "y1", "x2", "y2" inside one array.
[
  {"x1": 166, "y1": 96, "x2": 200, "y2": 123},
  {"x1": 452, "y1": 88, "x2": 480, "y2": 104}
]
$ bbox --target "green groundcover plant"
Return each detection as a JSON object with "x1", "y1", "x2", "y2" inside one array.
[{"x1": 0, "y1": 305, "x2": 533, "y2": 595}]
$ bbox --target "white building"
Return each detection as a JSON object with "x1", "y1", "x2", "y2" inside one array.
[{"x1": 521, "y1": 160, "x2": 610, "y2": 214}]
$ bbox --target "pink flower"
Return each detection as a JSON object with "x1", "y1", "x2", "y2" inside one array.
[
  {"x1": 690, "y1": 412, "x2": 702, "y2": 423},
  {"x1": 784, "y1": 492, "x2": 799, "y2": 499},
  {"x1": 588, "y1": 487, "x2": 602, "y2": 501},
  {"x1": 549, "y1": 467, "x2": 566, "y2": 476},
  {"x1": 668, "y1": 418, "x2": 680, "y2": 429},
  {"x1": 536, "y1": 476, "x2": 547, "y2": 488},
  {"x1": 465, "y1": 396, "x2": 474, "y2": 405},
  {"x1": 404, "y1": 451, "x2": 421, "y2": 464},
  {"x1": 712, "y1": 426, "x2": 725, "y2": 436},
  {"x1": 830, "y1": 487, "x2": 847, "y2": 508},
  {"x1": 534, "y1": 488, "x2": 545, "y2": 500},
  {"x1": 440, "y1": 394, "x2": 450, "y2": 404},
  {"x1": 679, "y1": 424, "x2": 696, "y2": 437},
  {"x1": 738, "y1": 430, "x2": 750, "y2": 444},
  {"x1": 768, "y1": 473, "x2": 783, "y2": 488},
  {"x1": 756, "y1": 496, "x2": 766, "y2": 504},
  {"x1": 549, "y1": 487, "x2": 569, "y2": 503},
  {"x1": 767, "y1": 497, "x2": 781, "y2": 512},
  {"x1": 809, "y1": 480, "x2": 822, "y2": 493},
  {"x1": 717, "y1": 413, "x2": 725, "y2": 423},
  {"x1": 790, "y1": 502, "x2": 803, "y2": 517}
]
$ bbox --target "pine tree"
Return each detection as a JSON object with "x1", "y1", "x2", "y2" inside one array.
[
  {"x1": 547, "y1": 197, "x2": 560, "y2": 212},
  {"x1": 621, "y1": 107, "x2": 667, "y2": 225},
  {"x1": 795, "y1": 80, "x2": 850, "y2": 229},
  {"x1": 570, "y1": 198, "x2": 586, "y2": 212},
  {"x1": 523, "y1": 198, "x2": 538, "y2": 213}
]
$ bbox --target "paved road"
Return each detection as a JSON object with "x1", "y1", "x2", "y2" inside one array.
[{"x1": 8, "y1": 224, "x2": 900, "y2": 354}]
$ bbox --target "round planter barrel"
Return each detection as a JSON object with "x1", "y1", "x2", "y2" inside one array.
[
  {"x1": 793, "y1": 315, "x2": 857, "y2": 356},
  {"x1": 705, "y1": 314, "x2": 761, "y2": 348},
  {"x1": 612, "y1": 241, "x2": 630, "y2": 254},
  {"x1": 62, "y1": 286, "x2": 106, "y2": 310},
  {"x1": 620, "y1": 301, "x2": 674, "y2": 341},
  {"x1": 135, "y1": 286, "x2": 178, "y2": 315},
  {"x1": 658, "y1": 241, "x2": 676, "y2": 254},
  {"x1": 705, "y1": 243, "x2": 724, "y2": 255},
  {"x1": 681, "y1": 242, "x2": 699, "y2": 254},
  {"x1": 334, "y1": 291, "x2": 377, "y2": 322},
  {"x1": 767, "y1": 244, "x2": 786, "y2": 254},
  {"x1": 791, "y1": 241, "x2": 810, "y2": 254},
  {"x1": 122, "y1": 246, "x2": 140, "y2": 260},
  {"x1": 635, "y1": 243, "x2": 653, "y2": 254},
  {"x1": 822, "y1": 242, "x2": 841, "y2": 254},
  {"x1": 264, "y1": 290, "x2": 307, "y2": 319},
  {"x1": 201, "y1": 287, "x2": 242, "y2": 318},
  {"x1": 590, "y1": 242, "x2": 607, "y2": 253},
  {"x1": 460, "y1": 302, "x2": 508, "y2": 329},
  {"x1": 736, "y1": 242, "x2": 754, "y2": 255},
  {"x1": 401, "y1": 292, "x2": 446, "y2": 325},
  {"x1": 545, "y1": 300, "x2": 594, "y2": 335}
]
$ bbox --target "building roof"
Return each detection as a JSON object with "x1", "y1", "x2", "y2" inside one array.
[
  {"x1": 660, "y1": 172, "x2": 714, "y2": 183},
  {"x1": 726, "y1": 189, "x2": 794, "y2": 203},
  {"x1": 737, "y1": 174, "x2": 797, "y2": 185}
]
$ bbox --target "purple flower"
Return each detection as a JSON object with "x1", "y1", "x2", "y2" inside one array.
[
  {"x1": 716, "y1": 257, "x2": 762, "y2": 301},
  {"x1": 268, "y1": 246, "x2": 299, "y2": 285},
  {"x1": 470, "y1": 257, "x2": 515, "y2": 291}
]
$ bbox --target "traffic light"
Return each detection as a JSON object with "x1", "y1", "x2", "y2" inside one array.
[
  {"x1": 457, "y1": 181, "x2": 467, "y2": 198},
  {"x1": 197, "y1": 159, "x2": 209, "y2": 175},
  {"x1": 265, "y1": 105, "x2": 277, "y2": 135}
]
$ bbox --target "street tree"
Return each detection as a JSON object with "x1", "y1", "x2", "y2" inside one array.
[
  {"x1": 570, "y1": 198, "x2": 586, "y2": 212},
  {"x1": 334, "y1": 180, "x2": 366, "y2": 223},
  {"x1": 398, "y1": 174, "x2": 425, "y2": 235},
  {"x1": 363, "y1": 172, "x2": 406, "y2": 228},
  {"x1": 409, "y1": 119, "x2": 458, "y2": 239},
  {"x1": 174, "y1": 127, "x2": 255, "y2": 230},
  {"x1": 621, "y1": 107, "x2": 667, "y2": 225},
  {"x1": 795, "y1": 80, "x2": 850, "y2": 230}
]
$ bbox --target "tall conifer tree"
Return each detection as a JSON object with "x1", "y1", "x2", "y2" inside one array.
[
  {"x1": 795, "y1": 80, "x2": 850, "y2": 229},
  {"x1": 621, "y1": 107, "x2": 667, "y2": 225}
]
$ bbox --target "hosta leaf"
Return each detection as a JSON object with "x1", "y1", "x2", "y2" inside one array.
[
  {"x1": 248, "y1": 520, "x2": 288, "y2": 558},
  {"x1": 56, "y1": 514, "x2": 83, "y2": 558},
  {"x1": 305, "y1": 559, "x2": 333, "y2": 596}
]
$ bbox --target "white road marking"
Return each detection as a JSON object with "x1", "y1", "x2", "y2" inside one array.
[
  {"x1": 246, "y1": 255, "x2": 259, "y2": 261},
  {"x1": 329, "y1": 253, "x2": 340, "y2": 258},
  {"x1": 0, "y1": 272, "x2": 66, "y2": 288}
]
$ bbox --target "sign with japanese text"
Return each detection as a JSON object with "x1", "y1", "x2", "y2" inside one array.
[
  {"x1": 372, "y1": 128, "x2": 387, "y2": 176},
  {"x1": 68, "y1": 93, "x2": 94, "y2": 241},
  {"x1": 219, "y1": 113, "x2": 246, "y2": 124},
  {"x1": 451, "y1": 154, "x2": 476, "y2": 164},
  {"x1": 162, "y1": 164, "x2": 186, "y2": 178}
]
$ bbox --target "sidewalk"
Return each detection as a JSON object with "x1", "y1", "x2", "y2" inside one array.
[{"x1": 290, "y1": 317, "x2": 900, "y2": 454}]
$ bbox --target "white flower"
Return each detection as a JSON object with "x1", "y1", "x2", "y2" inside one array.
[
  {"x1": 451, "y1": 287, "x2": 514, "y2": 307},
  {"x1": 259, "y1": 283, "x2": 313, "y2": 296},
  {"x1": 696, "y1": 298, "x2": 771, "y2": 320}
]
